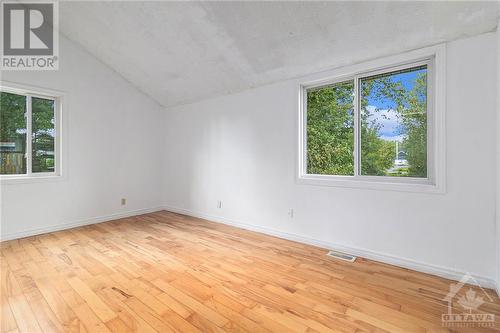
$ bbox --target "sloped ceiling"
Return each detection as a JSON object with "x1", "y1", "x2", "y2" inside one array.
[{"x1": 59, "y1": 1, "x2": 499, "y2": 107}]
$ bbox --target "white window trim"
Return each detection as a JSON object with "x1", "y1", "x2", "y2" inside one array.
[
  {"x1": 0, "y1": 81, "x2": 66, "y2": 185},
  {"x1": 296, "y1": 44, "x2": 446, "y2": 193}
]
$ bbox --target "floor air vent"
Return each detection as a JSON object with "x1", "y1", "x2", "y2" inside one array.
[{"x1": 326, "y1": 250, "x2": 357, "y2": 263}]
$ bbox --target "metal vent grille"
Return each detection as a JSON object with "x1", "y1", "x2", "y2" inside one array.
[{"x1": 326, "y1": 250, "x2": 357, "y2": 263}]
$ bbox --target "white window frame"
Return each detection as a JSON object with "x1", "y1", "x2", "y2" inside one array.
[
  {"x1": 0, "y1": 81, "x2": 65, "y2": 184},
  {"x1": 297, "y1": 44, "x2": 446, "y2": 193}
]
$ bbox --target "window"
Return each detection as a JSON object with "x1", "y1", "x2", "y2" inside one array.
[
  {"x1": 306, "y1": 80, "x2": 354, "y2": 176},
  {"x1": 0, "y1": 84, "x2": 62, "y2": 180},
  {"x1": 359, "y1": 65, "x2": 428, "y2": 178},
  {"x1": 298, "y1": 46, "x2": 445, "y2": 192}
]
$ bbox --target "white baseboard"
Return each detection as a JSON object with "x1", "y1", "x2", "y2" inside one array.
[
  {"x1": 0, "y1": 206, "x2": 165, "y2": 242},
  {"x1": 163, "y1": 204, "x2": 498, "y2": 291}
]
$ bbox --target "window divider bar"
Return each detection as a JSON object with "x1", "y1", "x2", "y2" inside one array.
[{"x1": 26, "y1": 95, "x2": 32, "y2": 176}]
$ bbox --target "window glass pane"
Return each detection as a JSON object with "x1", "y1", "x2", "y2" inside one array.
[
  {"x1": 32, "y1": 97, "x2": 55, "y2": 173},
  {"x1": 360, "y1": 65, "x2": 427, "y2": 177},
  {"x1": 306, "y1": 81, "x2": 354, "y2": 175},
  {"x1": 0, "y1": 92, "x2": 27, "y2": 174}
]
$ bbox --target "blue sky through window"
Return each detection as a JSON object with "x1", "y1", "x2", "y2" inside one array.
[{"x1": 364, "y1": 68, "x2": 426, "y2": 142}]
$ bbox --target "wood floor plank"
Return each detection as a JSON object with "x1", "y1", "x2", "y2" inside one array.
[
  {"x1": 0, "y1": 297, "x2": 17, "y2": 333},
  {"x1": 12, "y1": 269, "x2": 65, "y2": 333},
  {"x1": 35, "y1": 277, "x2": 81, "y2": 330},
  {"x1": 72, "y1": 302, "x2": 112, "y2": 333},
  {"x1": 123, "y1": 296, "x2": 176, "y2": 333},
  {"x1": 67, "y1": 277, "x2": 116, "y2": 322},
  {"x1": 1, "y1": 210, "x2": 500, "y2": 333},
  {"x1": 8, "y1": 294, "x2": 43, "y2": 333},
  {"x1": 96, "y1": 286, "x2": 158, "y2": 333},
  {"x1": 151, "y1": 278, "x2": 230, "y2": 327}
]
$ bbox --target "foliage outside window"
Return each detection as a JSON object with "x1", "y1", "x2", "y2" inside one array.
[
  {"x1": 1, "y1": 90, "x2": 58, "y2": 176},
  {"x1": 305, "y1": 63, "x2": 428, "y2": 180}
]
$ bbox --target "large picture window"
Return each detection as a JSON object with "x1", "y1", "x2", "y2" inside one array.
[
  {"x1": 0, "y1": 85, "x2": 61, "y2": 179},
  {"x1": 299, "y1": 48, "x2": 445, "y2": 192}
]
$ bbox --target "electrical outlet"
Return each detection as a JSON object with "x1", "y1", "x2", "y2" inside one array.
[
  {"x1": 217, "y1": 200, "x2": 222, "y2": 209},
  {"x1": 121, "y1": 198, "x2": 126, "y2": 206},
  {"x1": 288, "y1": 209, "x2": 294, "y2": 218}
]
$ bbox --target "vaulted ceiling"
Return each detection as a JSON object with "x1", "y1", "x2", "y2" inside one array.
[{"x1": 59, "y1": 1, "x2": 499, "y2": 107}]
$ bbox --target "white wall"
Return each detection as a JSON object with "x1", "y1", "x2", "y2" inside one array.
[
  {"x1": 496, "y1": 20, "x2": 500, "y2": 293},
  {"x1": 0, "y1": 35, "x2": 165, "y2": 240},
  {"x1": 163, "y1": 32, "x2": 498, "y2": 286}
]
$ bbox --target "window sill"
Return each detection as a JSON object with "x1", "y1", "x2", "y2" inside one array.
[
  {"x1": 296, "y1": 174, "x2": 445, "y2": 194},
  {"x1": 1, "y1": 174, "x2": 65, "y2": 185}
]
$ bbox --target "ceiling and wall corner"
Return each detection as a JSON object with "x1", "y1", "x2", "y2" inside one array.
[{"x1": 59, "y1": 1, "x2": 500, "y2": 107}]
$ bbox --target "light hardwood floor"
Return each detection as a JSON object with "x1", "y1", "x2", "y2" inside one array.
[{"x1": 1, "y1": 211, "x2": 499, "y2": 333}]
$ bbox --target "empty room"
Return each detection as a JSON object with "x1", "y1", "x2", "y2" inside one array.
[{"x1": 1, "y1": 1, "x2": 500, "y2": 332}]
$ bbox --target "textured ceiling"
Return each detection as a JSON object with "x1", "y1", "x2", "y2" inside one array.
[{"x1": 59, "y1": 1, "x2": 500, "y2": 107}]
